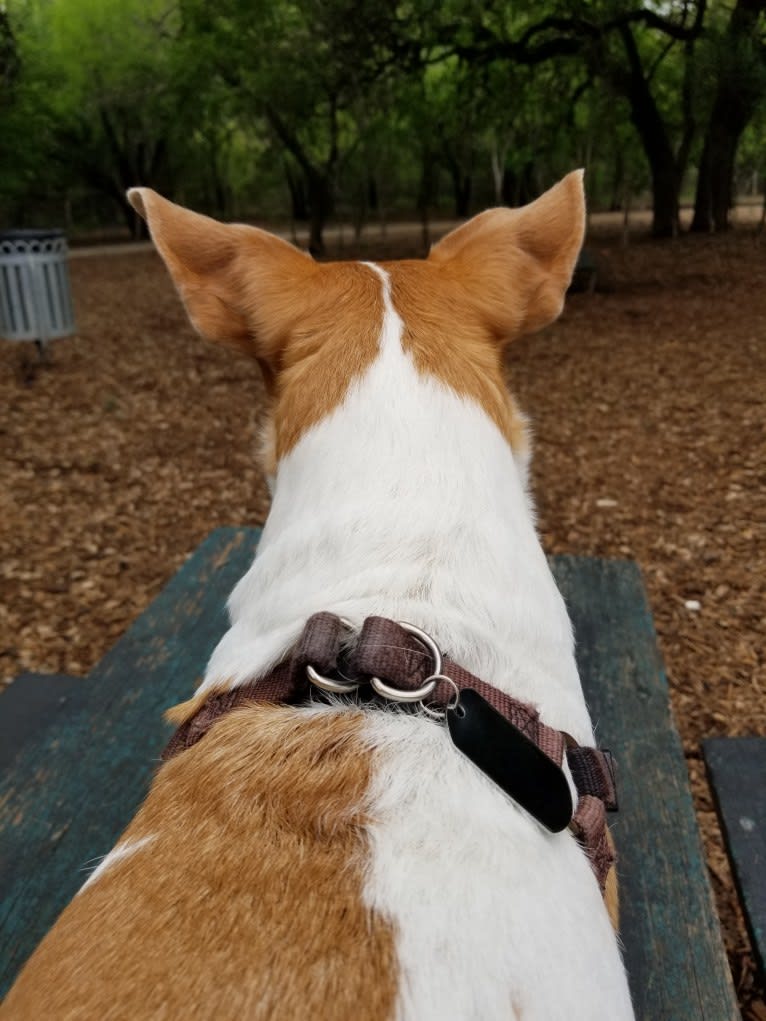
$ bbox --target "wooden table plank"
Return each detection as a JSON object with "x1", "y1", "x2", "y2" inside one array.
[
  {"x1": 552, "y1": 556, "x2": 739, "y2": 1021},
  {"x1": 0, "y1": 540, "x2": 739, "y2": 1018},
  {"x1": 0, "y1": 674, "x2": 85, "y2": 773},
  {"x1": 0, "y1": 527, "x2": 261, "y2": 998},
  {"x1": 703, "y1": 736, "x2": 766, "y2": 978}
]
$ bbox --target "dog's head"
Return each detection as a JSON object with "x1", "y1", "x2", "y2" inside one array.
[{"x1": 128, "y1": 175, "x2": 584, "y2": 473}]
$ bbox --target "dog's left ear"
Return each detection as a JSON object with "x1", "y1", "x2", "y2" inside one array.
[
  {"x1": 429, "y1": 170, "x2": 585, "y2": 340},
  {"x1": 127, "y1": 188, "x2": 314, "y2": 363}
]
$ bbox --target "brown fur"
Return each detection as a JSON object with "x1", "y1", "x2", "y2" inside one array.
[
  {"x1": 127, "y1": 189, "x2": 383, "y2": 470},
  {"x1": 385, "y1": 259, "x2": 530, "y2": 451},
  {"x1": 271, "y1": 262, "x2": 382, "y2": 459},
  {"x1": 3, "y1": 707, "x2": 398, "y2": 1020},
  {"x1": 127, "y1": 173, "x2": 583, "y2": 464},
  {"x1": 165, "y1": 687, "x2": 221, "y2": 726},
  {"x1": 386, "y1": 172, "x2": 585, "y2": 451},
  {"x1": 604, "y1": 828, "x2": 620, "y2": 931}
]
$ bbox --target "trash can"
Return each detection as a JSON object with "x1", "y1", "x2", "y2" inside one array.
[{"x1": 0, "y1": 229, "x2": 76, "y2": 347}]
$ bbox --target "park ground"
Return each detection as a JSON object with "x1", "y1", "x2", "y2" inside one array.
[{"x1": 1, "y1": 212, "x2": 764, "y2": 1015}]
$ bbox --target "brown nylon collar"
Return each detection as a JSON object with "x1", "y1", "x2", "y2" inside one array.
[{"x1": 163, "y1": 612, "x2": 618, "y2": 890}]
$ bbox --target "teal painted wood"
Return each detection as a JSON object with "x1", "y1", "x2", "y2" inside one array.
[
  {"x1": 703, "y1": 736, "x2": 766, "y2": 978},
  {"x1": 552, "y1": 556, "x2": 739, "y2": 1021},
  {"x1": 0, "y1": 674, "x2": 85, "y2": 772},
  {"x1": 0, "y1": 527, "x2": 261, "y2": 998},
  {"x1": 0, "y1": 538, "x2": 738, "y2": 1019}
]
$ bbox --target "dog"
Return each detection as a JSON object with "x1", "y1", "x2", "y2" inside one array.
[{"x1": 2, "y1": 172, "x2": 634, "y2": 1020}]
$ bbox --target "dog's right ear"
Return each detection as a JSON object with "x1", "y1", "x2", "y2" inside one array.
[{"x1": 127, "y1": 189, "x2": 314, "y2": 362}]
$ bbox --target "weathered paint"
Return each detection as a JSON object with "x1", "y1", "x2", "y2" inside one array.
[
  {"x1": 556, "y1": 556, "x2": 739, "y2": 1020},
  {"x1": 0, "y1": 530, "x2": 740, "y2": 1018},
  {"x1": 703, "y1": 736, "x2": 766, "y2": 980},
  {"x1": 0, "y1": 527, "x2": 261, "y2": 998}
]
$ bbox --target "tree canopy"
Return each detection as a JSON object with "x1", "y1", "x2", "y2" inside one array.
[{"x1": 2, "y1": 0, "x2": 765, "y2": 248}]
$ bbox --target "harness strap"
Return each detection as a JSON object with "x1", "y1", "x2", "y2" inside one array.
[
  {"x1": 162, "y1": 611, "x2": 618, "y2": 891},
  {"x1": 351, "y1": 615, "x2": 568, "y2": 767}
]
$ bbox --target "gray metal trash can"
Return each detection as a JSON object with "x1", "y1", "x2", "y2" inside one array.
[{"x1": 0, "y1": 229, "x2": 76, "y2": 347}]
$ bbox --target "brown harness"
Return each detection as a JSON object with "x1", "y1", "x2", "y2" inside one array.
[{"x1": 163, "y1": 612, "x2": 618, "y2": 891}]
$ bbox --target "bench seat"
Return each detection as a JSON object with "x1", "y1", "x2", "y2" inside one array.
[{"x1": 703, "y1": 736, "x2": 766, "y2": 980}]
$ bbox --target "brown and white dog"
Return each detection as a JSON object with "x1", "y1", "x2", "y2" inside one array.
[{"x1": 2, "y1": 173, "x2": 634, "y2": 1020}]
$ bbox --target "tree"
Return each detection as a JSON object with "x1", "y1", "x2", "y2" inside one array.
[
  {"x1": 4, "y1": 0, "x2": 761, "y2": 241},
  {"x1": 48, "y1": 0, "x2": 205, "y2": 237},
  {"x1": 0, "y1": 2, "x2": 65, "y2": 225},
  {"x1": 691, "y1": 0, "x2": 766, "y2": 233},
  {"x1": 1, "y1": 0, "x2": 208, "y2": 235},
  {"x1": 181, "y1": 0, "x2": 409, "y2": 254},
  {"x1": 440, "y1": 3, "x2": 706, "y2": 236},
  {"x1": 0, "y1": 5, "x2": 19, "y2": 96}
]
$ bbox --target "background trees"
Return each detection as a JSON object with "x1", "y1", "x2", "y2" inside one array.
[
  {"x1": 691, "y1": 0, "x2": 766, "y2": 232},
  {"x1": 2, "y1": 0, "x2": 765, "y2": 247}
]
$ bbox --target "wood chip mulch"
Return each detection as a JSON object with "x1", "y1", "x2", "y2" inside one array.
[{"x1": 0, "y1": 223, "x2": 764, "y2": 1016}]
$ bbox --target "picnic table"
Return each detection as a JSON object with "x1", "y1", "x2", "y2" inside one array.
[{"x1": 0, "y1": 528, "x2": 741, "y2": 1018}]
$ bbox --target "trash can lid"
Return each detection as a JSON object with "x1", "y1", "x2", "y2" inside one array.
[{"x1": 0, "y1": 228, "x2": 66, "y2": 242}]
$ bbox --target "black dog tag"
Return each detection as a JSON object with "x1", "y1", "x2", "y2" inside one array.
[{"x1": 447, "y1": 689, "x2": 573, "y2": 833}]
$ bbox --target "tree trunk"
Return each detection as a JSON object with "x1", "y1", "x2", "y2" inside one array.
[
  {"x1": 613, "y1": 25, "x2": 684, "y2": 237},
  {"x1": 442, "y1": 139, "x2": 472, "y2": 217},
  {"x1": 265, "y1": 105, "x2": 338, "y2": 256},
  {"x1": 306, "y1": 170, "x2": 333, "y2": 257},
  {"x1": 691, "y1": 136, "x2": 713, "y2": 232},
  {"x1": 500, "y1": 165, "x2": 535, "y2": 207},
  {"x1": 490, "y1": 138, "x2": 510, "y2": 205},
  {"x1": 710, "y1": 118, "x2": 742, "y2": 232},
  {"x1": 501, "y1": 168, "x2": 517, "y2": 206},
  {"x1": 116, "y1": 196, "x2": 147, "y2": 240},
  {"x1": 285, "y1": 162, "x2": 308, "y2": 222},
  {"x1": 693, "y1": 118, "x2": 744, "y2": 235},
  {"x1": 367, "y1": 174, "x2": 378, "y2": 212},
  {"x1": 651, "y1": 163, "x2": 681, "y2": 238},
  {"x1": 609, "y1": 147, "x2": 625, "y2": 212},
  {"x1": 451, "y1": 171, "x2": 472, "y2": 217},
  {"x1": 691, "y1": 0, "x2": 766, "y2": 233},
  {"x1": 417, "y1": 147, "x2": 437, "y2": 252}
]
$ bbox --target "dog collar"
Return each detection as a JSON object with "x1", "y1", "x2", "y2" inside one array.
[{"x1": 163, "y1": 612, "x2": 618, "y2": 891}]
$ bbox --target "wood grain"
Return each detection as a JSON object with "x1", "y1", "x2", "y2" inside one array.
[
  {"x1": 703, "y1": 736, "x2": 766, "y2": 980},
  {"x1": 0, "y1": 535, "x2": 739, "y2": 1019},
  {"x1": 0, "y1": 527, "x2": 261, "y2": 997},
  {"x1": 0, "y1": 674, "x2": 84, "y2": 773},
  {"x1": 553, "y1": 556, "x2": 739, "y2": 1020}
]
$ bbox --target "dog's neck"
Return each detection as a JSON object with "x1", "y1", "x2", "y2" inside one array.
[{"x1": 203, "y1": 265, "x2": 593, "y2": 743}]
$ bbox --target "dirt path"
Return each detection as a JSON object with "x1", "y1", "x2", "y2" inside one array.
[{"x1": 65, "y1": 202, "x2": 765, "y2": 259}]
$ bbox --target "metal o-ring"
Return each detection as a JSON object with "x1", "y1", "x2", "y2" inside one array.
[
  {"x1": 306, "y1": 664, "x2": 359, "y2": 694},
  {"x1": 369, "y1": 620, "x2": 443, "y2": 704},
  {"x1": 306, "y1": 617, "x2": 360, "y2": 694},
  {"x1": 370, "y1": 673, "x2": 438, "y2": 703},
  {"x1": 429, "y1": 674, "x2": 461, "y2": 710},
  {"x1": 419, "y1": 674, "x2": 461, "y2": 721}
]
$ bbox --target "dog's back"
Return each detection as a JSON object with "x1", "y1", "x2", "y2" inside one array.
[{"x1": 2, "y1": 175, "x2": 634, "y2": 1020}]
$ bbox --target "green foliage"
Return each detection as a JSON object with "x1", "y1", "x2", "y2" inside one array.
[
  {"x1": 737, "y1": 106, "x2": 766, "y2": 180},
  {"x1": 1, "y1": 0, "x2": 764, "y2": 237}
]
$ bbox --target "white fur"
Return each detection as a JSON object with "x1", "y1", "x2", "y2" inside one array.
[
  {"x1": 204, "y1": 267, "x2": 590, "y2": 743},
  {"x1": 202, "y1": 264, "x2": 633, "y2": 1018},
  {"x1": 362, "y1": 712, "x2": 631, "y2": 1020},
  {"x1": 79, "y1": 836, "x2": 155, "y2": 892}
]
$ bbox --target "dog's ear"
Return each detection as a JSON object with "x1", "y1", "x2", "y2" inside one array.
[
  {"x1": 428, "y1": 170, "x2": 585, "y2": 340},
  {"x1": 127, "y1": 188, "x2": 314, "y2": 362}
]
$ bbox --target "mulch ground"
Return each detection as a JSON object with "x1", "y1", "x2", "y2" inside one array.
[{"x1": 1, "y1": 219, "x2": 764, "y2": 1016}]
